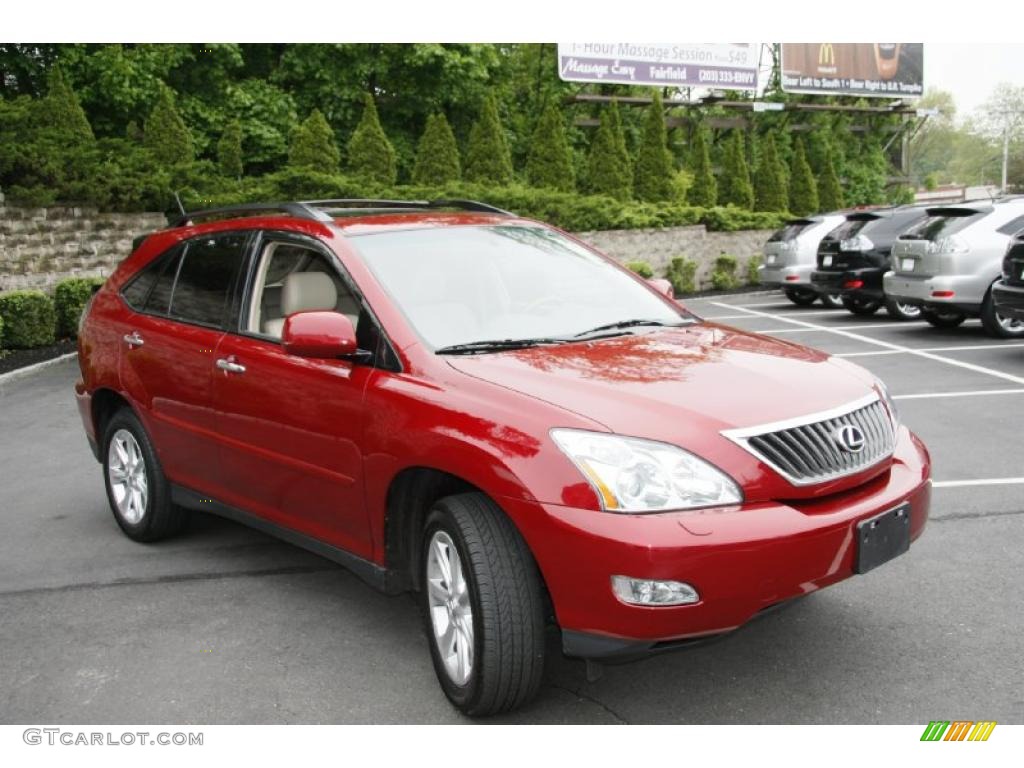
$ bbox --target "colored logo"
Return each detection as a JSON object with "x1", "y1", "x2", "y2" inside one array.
[
  {"x1": 819, "y1": 44, "x2": 835, "y2": 66},
  {"x1": 920, "y1": 721, "x2": 997, "y2": 742}
]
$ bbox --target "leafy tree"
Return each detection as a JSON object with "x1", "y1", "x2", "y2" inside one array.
[
  {"x1": 687, "y1": 124, "x2": 717, "y2": 207},
  {"x1": 37, "y1": 66, "x2": 94, "y2": 145},
  {"x1": 526, "y1": 103, "x2": 575, "y2": 192},
  {"x1": 465, "y1": 93, "x2": 513, "y2": 185},
  {"x1": 347, "y1": 92, "x2": 397, "y2": 185},
  {"x1": 788, "y1": 137, "x2": 819, "y2": 216},
  {"x1": 413, "y1": 113, "x2": 461, "y2": 185},
  {"x1": 719, "y1": 131, "x2": 754, "y2": 209},
  {"x1": 144, "y1": 87, "x2": 194, "y2": 166},
  {"x1": 634, "y1": 92, "x2": 675, "y2": 202},
  {"x1": 754, "y1": 133, "x2": 788, "y2": 212},
  {"x1": 227, "y1": 78, "x2": 298, "y2": 173},
  {"x1": 586, "y1": 105, "x2": 632, "y2": 200},
  {"x1": 218, "y1": 119, "x2": 244, "y2": 179},
  {"x1": 817, "y1": 143, "x2": 845, "y2": 211},
  {"x1": 288, "y1": 108, "x2": 340, "y2": 173}
]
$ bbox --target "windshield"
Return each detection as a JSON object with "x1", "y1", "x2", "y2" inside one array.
[{"x1": 352, "y1": 225, "x2": 692, "y2": 350}]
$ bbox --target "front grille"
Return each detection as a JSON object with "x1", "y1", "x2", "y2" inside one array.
[{"x1": 723, "y1": 397, "x2": 895, "y2": 486}]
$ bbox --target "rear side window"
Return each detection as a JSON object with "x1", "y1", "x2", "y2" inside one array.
[
  {"x1": 121, "y1": 246, "x2": 182, "y2": 313},
  {"x1": 168, "y1": 234, "x2": 248, "y2": 327},
  {"x1": 996, "y1": 214, "x2": 1024, "y2": 236},
  {"x1": 825, "y1": 217, "x2": 873, "y2": 241},
  {"x1": 902, "y1": 210, "x2": 986, "y2": 242},
  {"x1": 768, "y1": 221, "x2": 813, "y2": 242}
]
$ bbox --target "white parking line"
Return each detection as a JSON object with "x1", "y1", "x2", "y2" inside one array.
[
  {"x1": 837, "y1": 342, "x2": 1024, "y2": 358},
  {"x1": 704, "y1": 310, "x2": 841, "y2": 321},
  {"x1": 933, "y1": 478, "x2": 1024, "y2": 488},
  {"x1": 761, "y1": 322, "x2": 928, "y2": 334},
  {"x1": 711, "y1": 301, "x2": 1024, "y2": 386},
  {"x1": 893, "y1": 388, "x2": 1024, "y2": 400}
]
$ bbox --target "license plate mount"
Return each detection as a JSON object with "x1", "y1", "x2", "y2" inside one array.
[
  {"x1": 855, "y1": 503, "x2": 911, "y2": 574},
  {"x1": 900, "y1": 257, "x2": 915, "y2": 271}
]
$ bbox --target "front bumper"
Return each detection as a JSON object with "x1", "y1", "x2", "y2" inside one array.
[
  {"x1": 759, "y1": 263, "x2": 813, "y2": 288},
  {"x1": 507, "y1": 427, "x2": 931, "y2": 659},
  {"x1": 992, "y1": 281, "x2": 1024, "y2": 321},
  {"x1": 883, "y1": 272, "x2": 986, "y2": 314},
  {"x1": 811, "y1": 267, "x2": 886, "y2": 300}
]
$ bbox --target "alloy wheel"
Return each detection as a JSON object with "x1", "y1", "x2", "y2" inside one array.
[
  {"x1": 107, "y1": 428, "x2": 148, "y2": 524},
  {"x1": 897, "y1": 302, "x2": 921, "y2": 318},
  {"x1": 426, "y1": 530, "x2": 474, "y2": 686}
]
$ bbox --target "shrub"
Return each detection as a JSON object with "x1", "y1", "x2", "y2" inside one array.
[
  {"x1": 719, "y1": 131, "x2": 754, "y2": 210},
  {"x1": 413, "y1": 113, "x2": 461, "y2": 186},
  {"x1": 666, "y1": 256, "x2": 698, "y2": 295},
  {"x1": 465, "y1": 94, "x2": 513, "y2": 185},
  {"x1": 0, "y1": 312, "x2": 4, "y2": 351},
  {"x1": 145, "y1": 88, "x2": 194, "y2": 167},
  {"x1": 754, "y1": 134, "x2": 788, "y2": 213},
  {"x1": 687, "y1": 125, "x2": 717, "y2": 207},
  {"x1": 0, "y1": 290, "x2": 57, "y2": 349},
  {"x1": 710, "y1": 254, "x2": 739, "y2": 291},
  {"x1": 526, "y1": 103, "x2": 575, "y2": 192},
  {"x1": 289, "y1": 109, "x2": 340, "y2": 174},
  {"x1": 37, "y1": 66, "x2": 94, "y2": 146},
  {"x1": 347, "y1": 93, "x2": 397, "y2": 185},
  {"x1": 788, "y1": 138, "x2": 819, "y2": 216},
  {"x1": 634, "y1": 91, "x2": 675, "y2": 202},
  {"x1": 218, "y1": 119, "x2": 244, "y2": 179},
  {"x1": 625, "y1": 260, "x2": 654, "y2": 278},
  {"x1": 817, "y1": 144, "x2": 845, "y2": 211},
  {"x1": 746, "y1": 255, "x2": 762, "y2": 285},
  {"x1": 54, "y1": 277, "x2": 104, "y2": 338}
]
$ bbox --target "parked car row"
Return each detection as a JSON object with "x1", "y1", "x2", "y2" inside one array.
[{"x1": 759, "y1": 196, "x2": 1024, "y2": 338}]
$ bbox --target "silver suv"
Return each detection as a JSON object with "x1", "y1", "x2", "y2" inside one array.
[
  {"x1": 884, "y1": 198, "x2": 1024, "y2": 338},
  {"x1": 759, "y1": 213, "x2": 847, "y2": 307}
]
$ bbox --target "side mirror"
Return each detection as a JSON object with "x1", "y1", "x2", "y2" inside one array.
[
  {"x1": 647, "y1": 278, "x2": 675, "y2": 300},
  {"x1": 282, "y1": 311, "x2": 358, "y2": 359}
]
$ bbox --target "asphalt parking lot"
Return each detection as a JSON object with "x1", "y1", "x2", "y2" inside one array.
[{"x1": 1, "y1": 292, "x2": 1022, "y2": 725}]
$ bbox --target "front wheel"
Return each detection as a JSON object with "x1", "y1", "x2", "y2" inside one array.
[
  {"x1": 819, "y1": 292, "x2": 845, "y2": 309},
  {"x1": 421, "y1": 493, "x2": 545, "y2": 716},
  {"x1": 981, "y1": 290, "x2": 1024, "y2": 338},
  {"x1": 921, "y1": 307, "x2": 967, "y2": 329},
  {"x1": 841, "y1": 296, "x2": 882, "y2": 316},
  {"x1": 885, "y1": 298, "x2": 922, "y2": 321},
  {"x1": 784, "y1": 287, "x2": 818, "y2": 306}
]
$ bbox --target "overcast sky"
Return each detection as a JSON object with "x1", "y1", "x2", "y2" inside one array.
[{"x1": 927, "y1": 44, "x2": 1024, "y2": 118}]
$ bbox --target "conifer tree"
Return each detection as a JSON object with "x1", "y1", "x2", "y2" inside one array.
[
  {"x1": 719, "y1": 130, "x2": 754, "y2": 209},
  {"x1": 754, "y1": 133, "x2": 788, "y2": 212},
  {"x1": 526, "y1": 103, "x2": 575, "y2": 192},
  {"x1": 346, "y1": 93, "x2": 397, "y2": 185},
  {"x1": 817, "y1": 143, "x2": 845, "y2": 211},
  {"x1": 609, "y1": 100, "x2": 632, "y2": 195},
  {"x1": 586, "y1": 107, "x2": 631, "y2": 200},
  {"x1": 412, "y1": 113, "x2": 461, "y2": 185},
  {"x1": 38, "y1": 66, "x2": 94, "y2": 145},
  {"x1": 217, "y1": 119, "x2": 244, "y2": 179},
  {"x1": 686, "y1": 125, "x2": 717, "y2": 207},
  {"x1": 633, "y1": 91, "x2": 675, "y2": 202},
  {"x1": 144, "y1": 87, "x2": 194, "y2": 166},
  {"x1": 464, "y1": 94, "x2": 513, "y2": 185},
  {"x1": 288, "y1": 109, "x2": 340, "y2": 173},
  {"x1": 789, "y1": 137, "x2": 820, "y2": 216}
]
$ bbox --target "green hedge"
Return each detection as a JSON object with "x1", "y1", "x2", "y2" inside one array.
[
  {"x1": 0, "y1": 290, "x2": 57, "y2": 349},
  {"x1": 54, "y1": 277, "x2": 104, "y2": 338}
]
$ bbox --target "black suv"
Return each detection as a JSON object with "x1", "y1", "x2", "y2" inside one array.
[
  {"x1": 993, "y1": 234, "x2": 1024, "y2": 322},
  {"x1": 811, "y1": 205, "x2": 930, "y2": 320}
]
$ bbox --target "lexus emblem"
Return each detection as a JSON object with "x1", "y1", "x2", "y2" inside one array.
[{"x1": 834, "y1": 425, "x2": 866, "y2": 453}]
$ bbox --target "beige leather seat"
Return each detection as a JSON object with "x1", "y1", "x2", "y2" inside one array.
[{"x1": 264, "y1": 272, "x2": 339, "y2": 338}]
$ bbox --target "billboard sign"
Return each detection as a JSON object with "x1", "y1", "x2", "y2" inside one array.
[
  {"x1": 557, "y1": 43, "x2": 759, "y2": 90},
  {"x1": 781, "y1": 43, "x2": 924, "y2": 98}
]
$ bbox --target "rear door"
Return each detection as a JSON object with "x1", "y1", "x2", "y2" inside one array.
[{"x1": 118, "y1": 232, "x2": 250, "y2": 496}]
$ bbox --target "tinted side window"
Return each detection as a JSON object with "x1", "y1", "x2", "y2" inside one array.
[
  {"x1": 146, "y1": 248, "x2": 183, "y2": 315},
  {"x1": 996, "y1": 214, "x2": 1024, "y2": 236},
  {"x1": 169, "y1": 234, "x2": 247, "y2": 328},
  {"x1": 121, "y1": 246, "x2": 181, "y2": 313}
]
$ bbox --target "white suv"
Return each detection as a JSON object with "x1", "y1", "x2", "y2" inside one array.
[
  {"x1": 759, "y1": 214, "x2": 847, "y2": 307},
  {"x1": 884, "y1": 198, "x2": 1024, "y2": 338}
]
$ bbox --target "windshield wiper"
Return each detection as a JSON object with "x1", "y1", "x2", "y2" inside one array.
[
  {"x1": 435, "y1": 338, "x2": 567, "y2": 355},
  {"x1": 572, "y1": 318, "x2": 691, "y2": 338}
]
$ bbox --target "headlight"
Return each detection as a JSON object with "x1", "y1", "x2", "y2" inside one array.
[
  {"x1": 551, "y1": 429, "x2": 743, "y2": 513},
  {"x1": 840, "y1": 234, "x2": 874, "y2": 252},
  {"x1": 876, "y1": 380, "x2": 900, "y2": 432}
]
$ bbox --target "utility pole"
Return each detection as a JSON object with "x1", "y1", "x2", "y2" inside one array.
[{"x1": 1002, "y1": 122, "x2": 1010, "y2": 194}]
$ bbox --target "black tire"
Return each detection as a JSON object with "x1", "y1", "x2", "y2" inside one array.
[
  {"x1": 921, "y1": 306, "x2": 967, "y2": 329},
  {"x1": 819, "y1": 292, "x2": 845, "y2": 309},
  {"x1": 420, "y1": 493, "x2": 545, "y2": 717},
  {"x1": 841, "y1": 296, "x2": 882, "y2": 316},
  {"x1": 784, "y1": 287, "x2": 817, "y2": 306},
  {"x1": 101, "y1": 407, "x2": 186, "y2": 542},
  {"x1": 981, "y1": 289, "x2": 1024, "y2": 338},
  {"x1": 884, "y1": 298, "x2": 922, "y2": 322}
]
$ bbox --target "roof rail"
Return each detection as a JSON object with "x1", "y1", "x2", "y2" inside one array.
[
  {"x1": 302, "y1": 198, "x2": 514, "y2": 216},
  {"x1": 168, "y1": 202, "x2": 334, "y2": 228}
]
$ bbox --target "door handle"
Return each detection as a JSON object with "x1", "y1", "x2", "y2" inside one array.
[
  {"x1": 123, "y1": 331, "x2": 144, "y2": 348},
  {"x1": 215, "y1": 357, "x2": 246, "y2": 375}
]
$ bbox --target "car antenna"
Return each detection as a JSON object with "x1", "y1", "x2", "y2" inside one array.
[{"x1": 173, "y1": 191, "x2": 188, "y2": 219}]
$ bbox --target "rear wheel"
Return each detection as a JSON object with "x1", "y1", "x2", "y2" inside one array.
[
  {"x1": 981, "y1": 290, "x2": 1024, "y2": 338},
  {"x1": 921, "y1": 306, "x2": 967, "y2": 329},
  {"x1": 784, "y1": 287, "x2": 818, "y2": 306},
  {"x1": 841, "y1": 296, "x2": 883, "y2": 316},
  {"x1": 102, "y1": 408, "x2": 186, "y2": 542},
  {"x1": 420, "y1": 493, "x2": 545, "y2": 717},
  {"x1": 819, "y1": 292, "x2": 845, "y2": 309},
  {"x1": 885, "y1": 298, "x2": 922, "y2": 321}
]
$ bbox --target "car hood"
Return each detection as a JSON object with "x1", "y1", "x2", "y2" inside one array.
[{"x1": 444, "y1": 323, "x2": 877, "y2": 453}]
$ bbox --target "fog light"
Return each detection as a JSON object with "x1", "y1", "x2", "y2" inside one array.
[
  {"x1": 611, "y1": 576, "x2": 699, "y2": 606},
  {"x1": 931, "y1": 290, "x2": 955, "y2": 298}
]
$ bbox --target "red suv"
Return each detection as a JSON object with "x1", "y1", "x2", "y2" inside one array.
[{"x1": 75, "y1": 199, "x2": 931, "y2": 716}]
